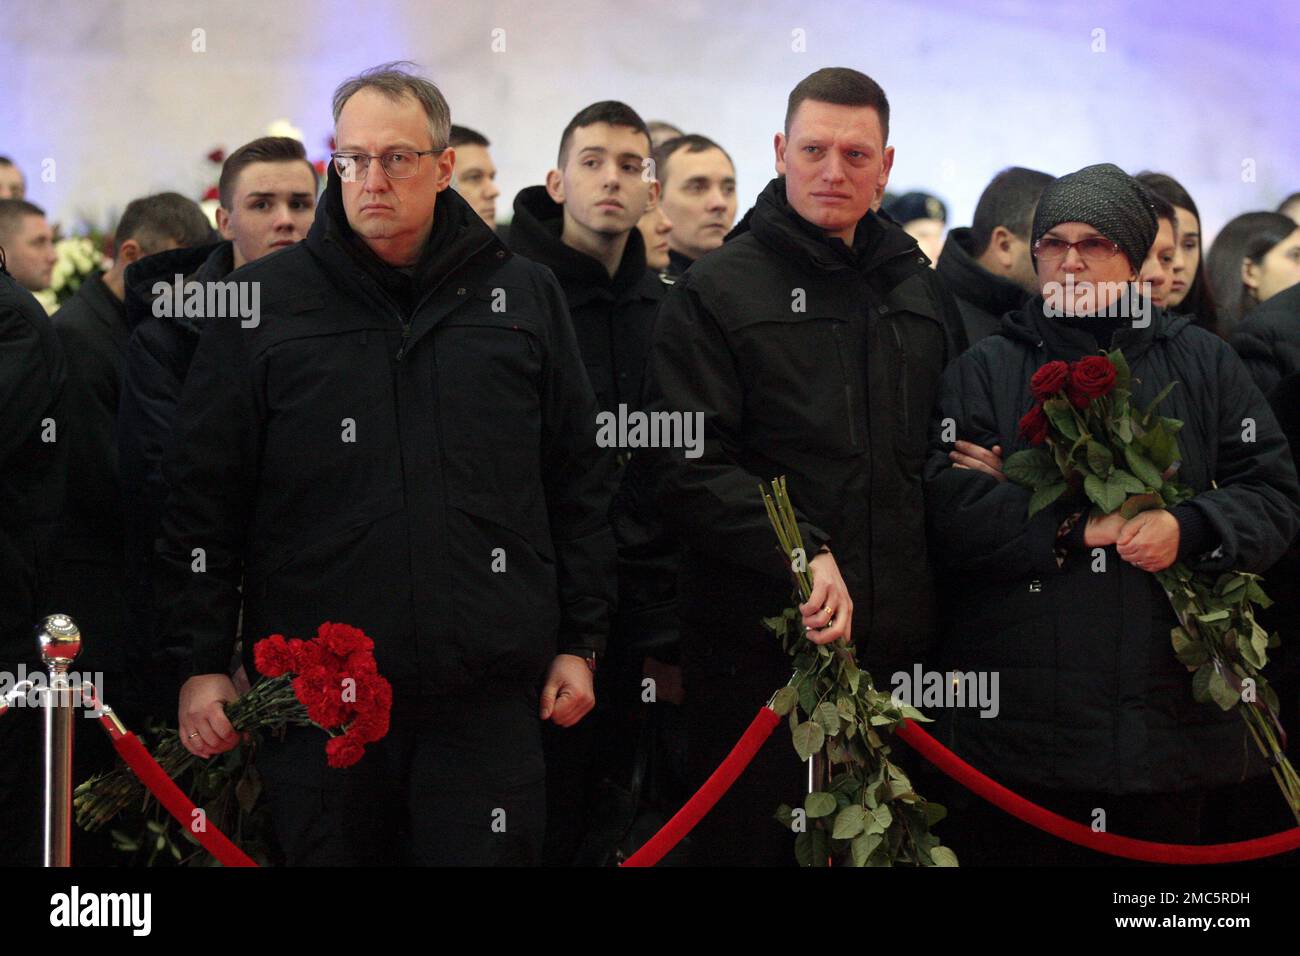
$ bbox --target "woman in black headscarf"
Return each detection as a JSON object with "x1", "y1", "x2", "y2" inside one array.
[{"x1": 921, "y1": 164, "x2": 1300, "y2": 865}]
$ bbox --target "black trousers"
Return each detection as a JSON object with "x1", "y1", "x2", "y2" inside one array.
[
  {"x1": 682, "y1": 619, "x2": 804, "y2": 867},
  {"x1": 258, "y1": 680, "x2": 546, "y2": 866}
]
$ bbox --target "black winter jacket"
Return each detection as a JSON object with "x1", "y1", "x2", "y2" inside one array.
[
  {"x1": 1231, "y1": 280, "x2": 1300, "y2": 398},
  {"x1": 924, "y1": 299, "x2": 1300, "y2": 793},
  {"x1": 934, "y1": 227, "x2": 1030, "y2": 349},
  {"x1": 118, "y1": 240, "x2": 232, "y2": 681},
  {"x1": 643, "y1": 176, "x2": 961, "y2": 674},
  {"x1": 507, "y1": 186, "x2": 677, "y2": 655},
  {"x1": 48, "y1": 272, "x2": 130, "y2": 670},
  {"x1": 155, "y1": 168, "x2": 617, "y2": 696},
  {"x1": 0, "y1": 269, "x2": 66, "y2": 666}
]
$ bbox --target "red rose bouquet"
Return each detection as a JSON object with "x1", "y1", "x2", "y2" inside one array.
[
  {"x1": 75, "y1": 622, "x2": 392, "y2": 857},
  {"x1": 1004, "y1": 351, "x2": 1300, "y2": 822}
]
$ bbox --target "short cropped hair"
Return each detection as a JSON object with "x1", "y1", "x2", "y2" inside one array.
[
  {"x1": 652, "y1": 134, "x2": 734, "y2": 188},
  {"x1": 115, "y1": 192, "x2": 214, "y2": 255},
  {"x1": 557, "y1": 101, "x2": 651, "y2": 168},
  {"x1": 332, "y1": 61, "x2": 451, "y2": 150},
  {"x1": 785, "y1": 67, "x2": 890, "y2": 143},
  {"x1": 970, "y1": 167, "x2": 1053, "y2": 256},
  {"x1": 449, "y1": 125, "x2": 490, "y2": 149},
  {"x1": 218, "y1": 136, "x2": 317, "y2": 210}
]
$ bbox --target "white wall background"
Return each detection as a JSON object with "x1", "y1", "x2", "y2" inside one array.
[{"x1": 2, "y1": 0, "x2": 1297, "y2": 243}]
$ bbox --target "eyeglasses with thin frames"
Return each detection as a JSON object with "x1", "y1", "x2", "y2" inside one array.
[
  {"x1": 1033, "y1": 235, "x2": 1122, "y2": 262},
  {"x1": 331, "y1": 148, "x2": 447, "y2": 182}
]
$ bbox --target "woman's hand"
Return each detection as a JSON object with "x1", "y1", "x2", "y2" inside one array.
[{"x1": 1117, "y1": 509, "x2": 1180, "y2": 572}]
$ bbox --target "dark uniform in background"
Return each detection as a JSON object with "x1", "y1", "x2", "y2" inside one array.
[
  {"x1": 0, "y1": 263, "x2": 67, "y2": 866},
  {"x1": 508, "y1": 184, "x2": 680, "y2": 864}
]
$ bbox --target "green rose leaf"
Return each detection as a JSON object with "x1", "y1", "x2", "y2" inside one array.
[
  {"x1": 792, "y1": 720, "x2": 825, "y2": 761},
  {"x1": 804, "y1": 791, "x2": 838, "y2": 819},
  {"x1": 1123, "y1": 444, "x2": 1164, "y2": 489},
  {"x1": 832, "y1": 804, "x2": 867, "y2": 840},
  {"x1": 1207, "y1": 668, "x2": 1239, "y2": 711},
  {"x1": 851, "y1": 832, "x2": 883, "y2": 867},
  {"x1": 930, "y1": 845, "x2": 959, "y2": 867},
  {"x1": 1086, "y1": 440, "x2": 1114, "y2": 476},
  {"x1": 771, "y1": 685, "x2": 798, "y2": 716},
  {"x1": 814, "y1": 700, "x2": 841, "y2": 737},
  {"x1": 1084, "y1": 474, "x2": 1126, "y2": 513},
  {"x1": 1028, "y1": 482, "x2": 1067, "y2": 517},
  {"x1": 1004, "y1": 448, "x2": 1059, "y2": 487},
  {"x1": 1043, "y1": 399, "x2": 1080, "y2": 442}
]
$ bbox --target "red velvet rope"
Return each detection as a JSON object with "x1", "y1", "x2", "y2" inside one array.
[
  {"x1": 621, "y1": 706, "x2": 782, "y2": 867},
  {"x1": 621, "y1": 706, "x2": 1300, "y2": 866},
  {"x1": 97, "y1": 715, "x2": 258, "y2": 868},
  {"x1": 894, "y1": 719, "x2": 1300, "y2": 863}
]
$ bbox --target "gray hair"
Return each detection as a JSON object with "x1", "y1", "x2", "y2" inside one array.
[{"x1": 331, "y1": 61, "x2": 451, "y2": 149}]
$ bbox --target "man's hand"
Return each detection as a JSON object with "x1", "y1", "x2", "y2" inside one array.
[
  {"x1": 1083, "y1": 510, "x2": 1128, "y2": 548},
  {"x1": 800, "y1": 551, "x2": 853, "y2": 646},
  {"x1": 1117, "y1": 509, "x2": 1180, "y2": 572},
  {"x1": 179, "y1": 674, "x2": 241, "y2": 759},
  {"x1": 949, "y1": 441, "x2": 1005, "y2": 482},
  {"x1": 540, "y1": 654, "x2": 595, "y2": 727}
]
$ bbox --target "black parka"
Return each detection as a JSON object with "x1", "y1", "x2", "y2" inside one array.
[
  {"x1": 642, "y1": 176, "x2": 960, "y2": 674},
  {"x1": 0, "y1": 269, "x2": 66, "y2": 666},
  {"x1": 1231, "y1": 280, "x2": 1300, "y2": 398},
  {"x1": 507, "y1": 185, "x2": 676, "y2": 654},
  {"x1": 48, "y1": 271, "x2": 130, "y2": 670},
  {"x1": 118, "y1": 240, "x2": 231, "y2": 684},
  {"x1": 924, "y1": 299, "x2": 1300, "y2": 793},
  {"x1": 934, "y1": 226, "x2": 1031, "y2": 349},
  {"x1": 155, "y1": 169, "x2": 618, "y2": 696}
]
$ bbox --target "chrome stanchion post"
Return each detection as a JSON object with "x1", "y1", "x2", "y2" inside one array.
[{"x1": 38, "y1": 614, "x2": 81, "y2": 868}]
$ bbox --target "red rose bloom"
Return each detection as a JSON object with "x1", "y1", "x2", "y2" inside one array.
[
  {"x1": 1018, "y1": 404, "x2": 1049, "y2": 446},
  {"x1": 253, "y1": 635, "x2": 294, "y2": 677},
  {"x1": 1068, "y1": 355, "x2": 1117, "y2": 406},
  {"x1": 1029, "y1": 360, "x2": 1070, "y2": 400},
  {"x1": 207, "y1": 148, "x2": 225, "y2": 164},
  {"x1": 201, "y1": 186, "x2": 220, "y2": 201}
]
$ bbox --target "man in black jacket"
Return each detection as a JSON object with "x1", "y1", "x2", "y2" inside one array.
[
  {"x1": 49, "y1": 192, "x2": 212, "y2": 712},
  {"x1": 160, "y1": 62, "x2": 616, "y2": 865},
  {"x1": 509, "y1": 101, "x2": 681, "y2": 863},
  {"x1": 935, "y1": 166, "x2": 1052, "y2": 349},
  {"x1": 117, "y1": 137, "x2": 317, "y2": 719},
  {"x1": 641, "y1": 67, "x2": 969, "y2": 866},
  {"x1": 0, "y1": 255, "x2": 66, "y2": 865}
]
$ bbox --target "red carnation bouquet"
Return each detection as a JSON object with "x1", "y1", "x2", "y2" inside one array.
[
  {"x1": 1004, "y1": 351, "x2": 1300, "y2": 822},
  {"x1": 76, "y1": 622, "x2": 393, "y2": 850}
]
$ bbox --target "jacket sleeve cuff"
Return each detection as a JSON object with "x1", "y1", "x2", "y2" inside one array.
[{"x1": 1173, "y1": 504, "x2": 1216, "y2": 561}]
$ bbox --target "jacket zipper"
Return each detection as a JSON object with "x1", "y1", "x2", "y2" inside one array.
[
  {"x1": 832, "y1": 323, "x2": 857, "y2": 447},
  {"x1": 890, "y1": 320, "x2": 910, "y2": 432}
]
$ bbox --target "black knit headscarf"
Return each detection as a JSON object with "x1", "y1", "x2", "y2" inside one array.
[{"x1": 1031, "y1": 163, "x2": 1158, "y2": 273}]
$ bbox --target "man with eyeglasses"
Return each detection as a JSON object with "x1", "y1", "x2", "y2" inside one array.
[{"x1": 157, "y1": 61, "x2": 617, "y2": 866}]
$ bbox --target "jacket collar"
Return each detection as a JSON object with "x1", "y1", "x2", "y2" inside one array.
[
  {"x1": 124, "y1": 240, "x2": 228, "y2": 333},
  {"x1": 728, "y1": 176, "x2": 925, "y2": 277},
  {"x1": 307, "y1": 162, "x2": 506, "y2": 317},
  {"x1": 935, "y1": 227, "x2": 1028, "y2": 318},
  {"x1": 508, "y1": 184, "x2": 649, "y2": 306},
  {"x1": 1003, "y1": 293, "x2": 1192, "y2": 361},
  {"x1": 73, "y1": 270, "x2": 129, "y2": 332}
]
